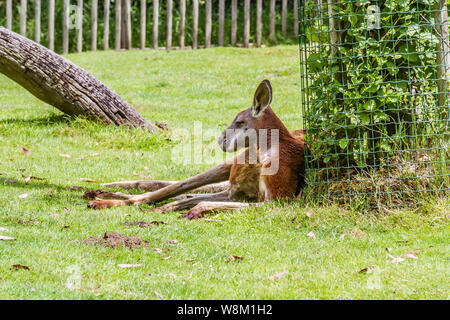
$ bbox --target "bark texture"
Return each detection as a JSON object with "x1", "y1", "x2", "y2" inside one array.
[{"x1": 0, "y1": 27, "x2": 157, "y2": 131}]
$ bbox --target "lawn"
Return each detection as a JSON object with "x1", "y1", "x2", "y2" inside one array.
[{"x1": 0, "y1": 46, "x2": 448, "y2": 299}]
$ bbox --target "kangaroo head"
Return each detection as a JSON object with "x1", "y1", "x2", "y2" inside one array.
[{"x1": 218, "y1": 80, "x2": 275, "y2": 153}]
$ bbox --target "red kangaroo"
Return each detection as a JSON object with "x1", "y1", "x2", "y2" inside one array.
[{"x1": 87, "y1": 80, "x2": 306, "y2": 219}]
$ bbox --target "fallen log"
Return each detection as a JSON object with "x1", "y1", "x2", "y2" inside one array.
[{"x1": 0, "y1": 27, "x2": 158, "y2": 131}]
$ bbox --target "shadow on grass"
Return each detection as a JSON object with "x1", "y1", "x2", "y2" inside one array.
[
  {"x1": 0, "y1": 114, "x2": 72, "y2": 127},
  {"x1": 1, "y1": 176, "x2": 95, "y2": 205}
]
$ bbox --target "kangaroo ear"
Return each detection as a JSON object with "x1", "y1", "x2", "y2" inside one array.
[{"x1": 252, "y1": 80, "x2": 272, "y2": 117}]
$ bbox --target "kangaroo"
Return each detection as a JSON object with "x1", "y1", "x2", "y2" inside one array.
[{"x1": 87, "y1": 80, "x2": 306, "y2": 219}]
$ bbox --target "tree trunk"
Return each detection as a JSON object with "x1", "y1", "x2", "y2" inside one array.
[{"x1": 0, "y1": 27, "x2": 157, "y2": 131}]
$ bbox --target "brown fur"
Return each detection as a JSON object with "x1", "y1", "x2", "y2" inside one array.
[{"x1": 226, "y1": 107, "x2": 305, "y2": 202}]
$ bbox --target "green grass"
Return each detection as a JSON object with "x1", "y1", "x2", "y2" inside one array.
[{"x1": 0, "y1": 46, "x2": 448, "y2": 300}]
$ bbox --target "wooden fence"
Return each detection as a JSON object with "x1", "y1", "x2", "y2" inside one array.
[{"x1": 1, "y1": 0, "x2": 300, "y2": 54}]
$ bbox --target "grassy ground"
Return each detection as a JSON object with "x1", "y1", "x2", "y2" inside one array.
[{"x1": 0, "y1": 46, "x2": 448, "y2": 300}]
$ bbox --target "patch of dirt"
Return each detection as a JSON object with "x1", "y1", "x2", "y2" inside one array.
[{"x1": 83, "y1": 232, "x2": 147, "y2": 249}]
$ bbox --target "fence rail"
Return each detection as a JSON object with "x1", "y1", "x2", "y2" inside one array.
[{"x1": 1, "y1": 0, "x2": 299, "y2": 54}]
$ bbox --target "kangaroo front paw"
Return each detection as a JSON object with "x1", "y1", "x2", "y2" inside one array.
[
  {"x1": 181, "y1": 208, "x2": 203, "y2": 220},
  {"x1": 87, "y1": 199, "x2": 124, "y2": 210}
]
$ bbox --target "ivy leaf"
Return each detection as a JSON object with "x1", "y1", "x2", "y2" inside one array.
[{"x1": 339, "y1": 139, "x2": 349, "y2": 150}]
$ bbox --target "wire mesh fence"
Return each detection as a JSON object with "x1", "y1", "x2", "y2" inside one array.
[{"x1": 299, "y1": 0, "x2": 449, "y2": 209}]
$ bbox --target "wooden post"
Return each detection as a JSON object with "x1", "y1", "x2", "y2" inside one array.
[
  {"x1": 91, "y1": 0, "x2": 98, "y2": 51},
  {"x1": 6, "y1": 0, "x2": 12, "y2": 30},
  {"x1": 120, "y1": 0, "x2": 131, "y2": 49},
  {"x1": 166, "y1": 0, "x2": 173, "y2": 50},
  {"x1": 35, "y1": 0, "x2": 41, "y2": 43},
  {"x1": 282, "y1": 0, "x2": 287, "y2": 36},
  {"x1": 327, "y1": 0, "x2": 347, "y2": 95},
  {"x1": 327, "y1": 0, "x2": 339, "y2": 58},
  {"x1": 77, "y1": 0, "x2": 83, "y2": 53},
  {"x1": 123, "y1": 0, "x2": 131, "y2": 49},
  {"x1": 63, "y1": 0, "x2": 69, "y2": 54},
  {"x1": 179, "y1": 0, "x2": 186, "y2": 49},
  {"x1": 192, "y1": 0, "x2": 198, "y2": 49},
  {"x1": 205, "y1": 0, "x2": 211, "y2": 48},
  {"x1": 218, "y1": 0, "x2": 225, "y2": 46},
  {"x1": 20, "y1": 0, "x2": 27, "y2": 36},
  {"x1": 231, "y1": 0, "x2": 237, "y2": 46},
  {"x1": 243, "y1": 0, "x2": 250, "y2": 48},
  {"x1": 435, "y1": 0, "x2": 450, "y2": 108},
  {"x1": 256, "y1": 0, "x2": 262, "y2": 47},
  {"x1": 115, "y1": 0, "x2": 121, "y2": 50},
  {"x1": 294, "y1": 0, "x2": 298, "y2": 37},
  {"x1": 48, "y1": 0, "x2": 55, "y2": 50},
  {"x1": 103, "y1": 0, "x2": 110, "y2": 50},
  {"x1": 153, "y1": 0, "x2": 159, "y2": 49},
  {"x1": 140, "y1": 0, "x2": 146, "y2": 49},
  {"x1": 269, "y1": 0, "x2": 275, "y2": 41}
]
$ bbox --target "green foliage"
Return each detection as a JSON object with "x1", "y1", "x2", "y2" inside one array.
[{"x1": 302, "y1": 0, "x2": 448, "y2": 167}]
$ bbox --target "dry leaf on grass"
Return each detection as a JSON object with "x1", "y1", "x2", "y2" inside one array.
[
  {"x1": 359, "y1": 266, "x2": 376, "y2": 274},
  {"x1": 154, "y1": 291, "x2": 163, "y2": 298},
  {"x1": 0, "y1": 227, "x2": 8, "y2": 232},
  {"x1": 0, "y1": 235, "x2": 16, "y2": 241},
  {"x1": 387, "y1": 254, "x2": 405, "y2": 263},
  {"x1": 307, "y1": 231, "x2": 315, "y2": 238},
  {"x1": 118, "y1": 264, "x2": 142, "y2": 268},
  {"x1": 69, "y1": 186, "x2": 83, "y2": 190},
  {"x1": 402, "y1": 253, "x2": 418, "y2": 259},
  {"x1": 80, "y1": 178, "x2": 97, "y2": 183},
  {"x1": 23, "y1": 175, "x2": 45, "y2": 183},
  {"x1": 406, "y1": 250, "x2": 421, "y2": 254},
  {"x1": 306, "y1": 211, "x2": 313, "y2": 218},
  {"x1": 11, "y1": 264, "x2": 30, "y2": 270},
  {"x1": 267, "y1": 271, "x2": 288, "y2": 280},
  {"x1": 19, "y1": 193, "x2": 29, "y2": 199},
  {"x1": 59, "y1": 153, "x2": 71, "y2": 158},
  {"x1": 227, "y1": 255, "x2": 244, "y2": 263},
  {"x1": 167, "y1": 240, "x2": 178, "y2": 245},
  {"x1": 133, "y1": 172, "x2": 150, "y2": 178},
  {"x1": 21, "y1": 147, "x2": 30, "y2": 156}
]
